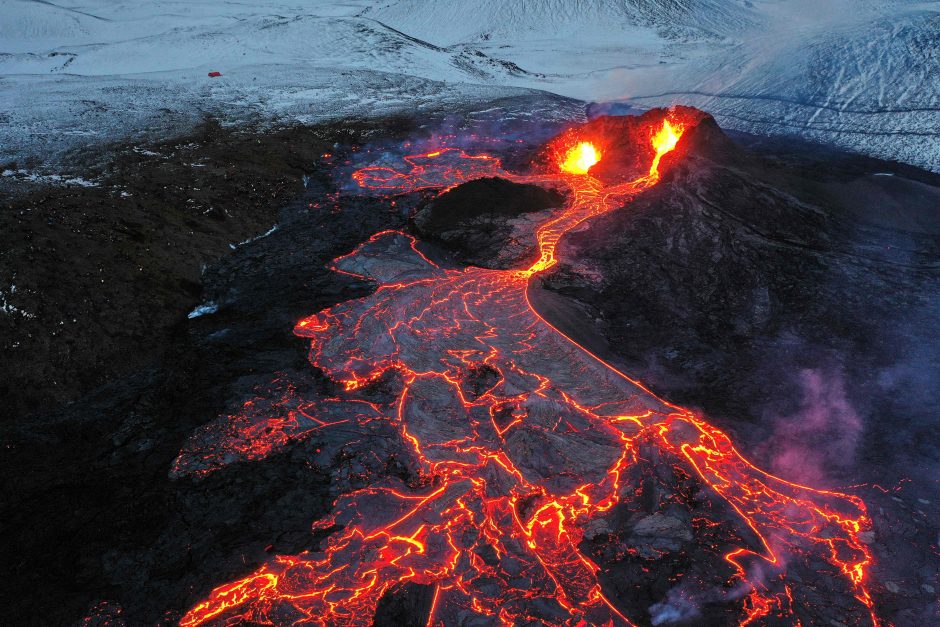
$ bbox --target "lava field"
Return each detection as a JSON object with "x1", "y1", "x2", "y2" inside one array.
[{"x1": 4, "y1": 105, "x2": 939, "y2": 626}]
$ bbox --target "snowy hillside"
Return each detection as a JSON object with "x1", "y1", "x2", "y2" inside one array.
[
  {"x1": 1, "y1": 0, "x2": 938, "y2": 171},
  {"x1": 366, "y1": 0, "x2": 757, "y2": 45}
]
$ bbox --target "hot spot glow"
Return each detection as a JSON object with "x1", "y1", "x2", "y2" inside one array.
[{"x1": 560, "y1": 142, "x2": 600, "y2": 174}]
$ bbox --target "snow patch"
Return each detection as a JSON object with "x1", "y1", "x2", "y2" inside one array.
[
  {"x1": 1, "y1": 284, "x2": 34, "y2": 319},
  {"x1": 187, "y1": 302, "x2": 219, "y2": 319},
  {"x1": 233, "y1": 224, "x2": 279, "y2": 248},
  {"x1": 2, "y1": 169, "x2": 98, "y2": 187}
]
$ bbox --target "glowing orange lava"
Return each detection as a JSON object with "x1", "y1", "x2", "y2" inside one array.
[
  {"x1": 174, "y1": 113, "x2": 880, "y2": 627},
  {"x1": 559, "y1": 141, "x2": 600, "y2": 175}
]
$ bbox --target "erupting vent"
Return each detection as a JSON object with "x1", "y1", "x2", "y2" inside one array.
[
  {"x1": 174, "y1": 111, "x2": 879, "y2": 627},
  {"x1": 559, "y1": 141, "x2": 600, "y2": 175}
]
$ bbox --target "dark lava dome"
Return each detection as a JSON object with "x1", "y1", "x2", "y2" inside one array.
[{"x1": 413, "y1": 176, "x2": 566, "y2": 269}]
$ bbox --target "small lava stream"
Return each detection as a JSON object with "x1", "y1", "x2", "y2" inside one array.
[{"x1": 175, "y1": 111, "x2": 879, "y2": 626}]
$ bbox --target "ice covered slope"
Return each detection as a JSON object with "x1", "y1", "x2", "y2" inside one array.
[
  {"x1": 371, "y1": 0, "x2": 940, "y2": 171},
  {"x1": 618, "y1": 1, "x2": 940, "y2": 174},
  {"x1": 1, "y1": 0, "x2": 937, "y2": 171},
  {"x1": 366, "y1": 0, "x2": 757, "y2": 45}
]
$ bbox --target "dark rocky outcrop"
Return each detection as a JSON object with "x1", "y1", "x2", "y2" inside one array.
[
  {"x1": 0, "y1": 117, "x2": 418, "y2": 419},
  {"x1": 1, "y1": 123, "x2": 422, "y2": 626},
  {"x1": 413, "y1": 176, "x2": 565, "y2": 268}
]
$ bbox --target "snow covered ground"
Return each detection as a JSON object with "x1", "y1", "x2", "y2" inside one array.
[{"x1": 1, "y1": 0, "x2": 938, "y2": 170}]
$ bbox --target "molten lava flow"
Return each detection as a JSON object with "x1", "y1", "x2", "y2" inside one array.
[
  {"x1": 175, "y1": 114, "x2": 880, "y2": 627},
  {"x1": 559, "y1": 141, "x2": 600, "y2": 175}
]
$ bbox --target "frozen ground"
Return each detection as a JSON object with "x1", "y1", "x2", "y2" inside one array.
[{"x1": 1, "y1": 0, "x2": 938, "y2": 170}]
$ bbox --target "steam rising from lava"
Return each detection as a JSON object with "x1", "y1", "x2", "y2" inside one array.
[{"x1": 173, "y1": 109, "x2": 880, "y2": 626}]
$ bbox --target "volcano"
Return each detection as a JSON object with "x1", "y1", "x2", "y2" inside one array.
[
  {"x1": 168, "y1": 108, "x2": 880, "y2": 626},
  {"x1": 5, "y1": 105, "x2": 939, "y2": 627}
]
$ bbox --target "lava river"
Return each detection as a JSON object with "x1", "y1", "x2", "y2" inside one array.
[{"x1": 173, "y1": 109, "x2": 880, "y2": 626}]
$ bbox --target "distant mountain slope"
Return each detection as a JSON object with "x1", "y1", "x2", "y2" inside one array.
[
  {"x1": 624, "y1": 2, "x2": 940, "y2": 172},
  {"x1": 0, "y1": 0, "x2": 937, "y2": 171},
  {"x1": 371, "y1": 0, "x2": 940, "y2": 171},
  {"x1": 1, "y1": 1, "x2": 98, "y2": 51},
  {"x1": 366, "y1": 0, "x2": 756, "y2": 44}
]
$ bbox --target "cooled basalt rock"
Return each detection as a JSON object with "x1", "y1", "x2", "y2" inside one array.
[
  {"x1": 632, "y1": 512, "x2": 693, "y2": 541},
  {"x1": 413, "y1": 176, "x2": 565, "y2": 268}
]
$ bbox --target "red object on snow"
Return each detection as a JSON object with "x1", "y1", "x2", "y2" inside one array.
[{"x1": 208, "y1": 71, "x2": 222, "y2": 77}]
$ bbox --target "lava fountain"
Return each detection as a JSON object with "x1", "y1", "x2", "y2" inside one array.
[
  {"x1": 174, "y1": 109, "x2": 879, "y2": 626},
  {"x1": 649, "y1": 120, "x2": 681, "y2": 179}
]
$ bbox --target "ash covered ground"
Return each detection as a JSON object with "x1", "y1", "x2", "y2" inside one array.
[{"x1": 2, "y1": 98, "x2": 939, "y2": 626}]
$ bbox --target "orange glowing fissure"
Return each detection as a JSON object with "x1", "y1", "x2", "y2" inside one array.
[{"x1": 176, "y1": 116, "x2": 880, "y2": 626}]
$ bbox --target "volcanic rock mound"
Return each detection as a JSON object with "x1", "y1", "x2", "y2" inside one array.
[{"x1": 413, "y1": 176, "x2": 566, "y2": 268}]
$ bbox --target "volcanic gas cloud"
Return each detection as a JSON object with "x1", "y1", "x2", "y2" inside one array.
[{"x1": 173, "y1": 107, "x2": 879, "y2": 626}]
